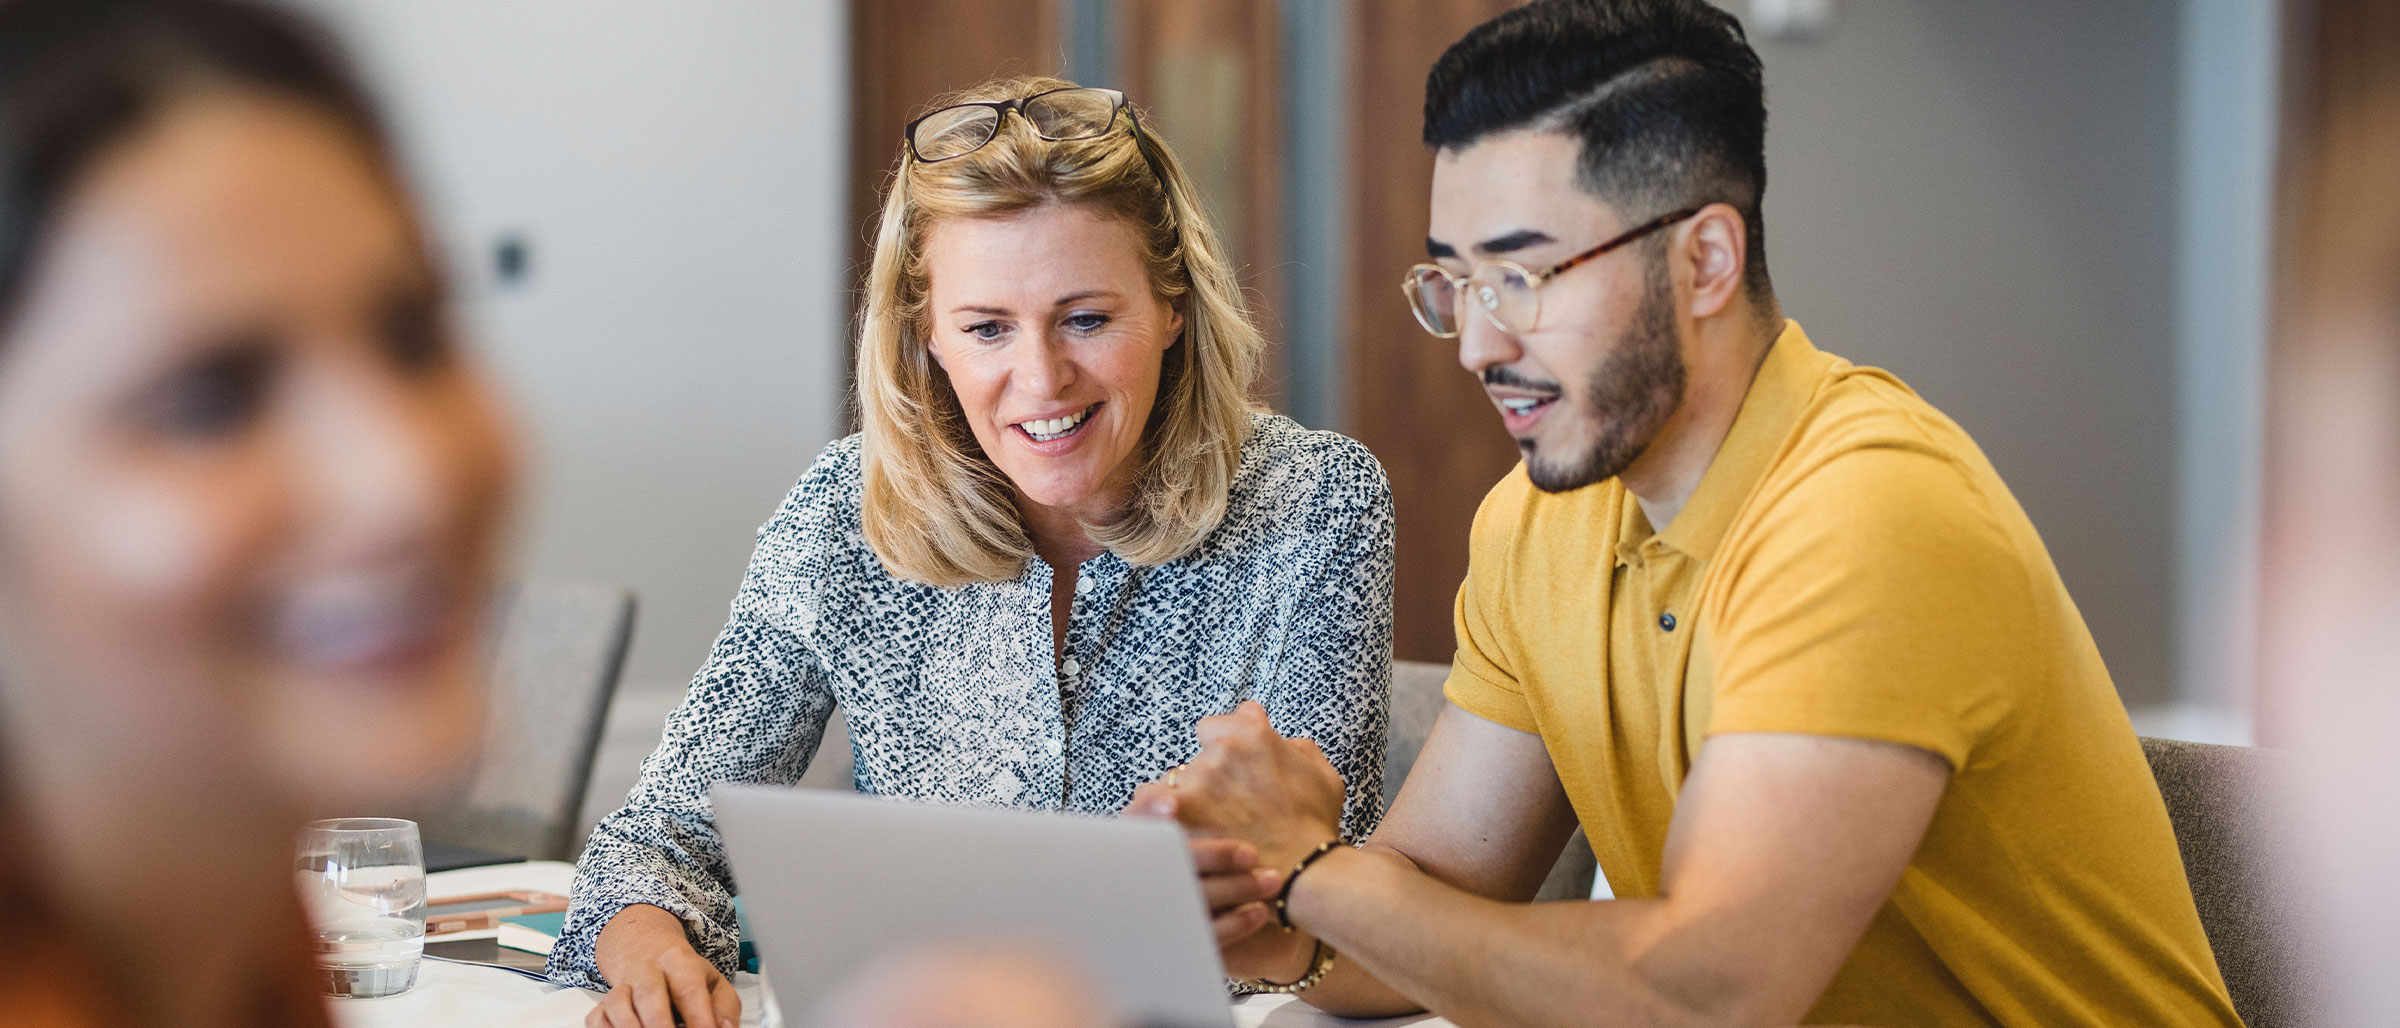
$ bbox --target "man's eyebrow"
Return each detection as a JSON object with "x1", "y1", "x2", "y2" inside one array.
[
  {"x1": 1475, "y1": 229, "x2": 1556, "y2": 256},
  {"x1": 1427, "y1": 237, "x2": 1458, "y2": 259}
]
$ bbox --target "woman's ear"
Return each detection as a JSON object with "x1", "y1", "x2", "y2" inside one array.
[{"x1": 1163, "y1": 301, "x2": 1186, "y2": 350}]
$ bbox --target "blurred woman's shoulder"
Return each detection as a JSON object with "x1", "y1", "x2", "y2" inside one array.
[{"x1": 0, "y1": 848, "x2": 330, "y2": 1028}]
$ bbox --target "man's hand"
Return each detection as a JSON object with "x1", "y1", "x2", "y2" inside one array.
[
  {"x1": 588, "y1": 904, "x2": 741, "y2": 1028},
  {"x1": 1123, "y1": 702, "x2": 1351, "y2": 980},
  {"x1": 1112, "y1": 804, "x2": 1283, "y2": 947},
  {"x1": 1138, "y1": 701, "x2": 1347, "y2": 870}
]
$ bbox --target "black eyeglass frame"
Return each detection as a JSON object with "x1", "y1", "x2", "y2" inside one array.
[
  {"x1": 904, "y1": 86, "x2": 1180, "y2": 224},
  {"x1": 903, "y1": 86, "x2": 1155, "y2": 167},
  {"x1": 1402, "y1": 205, "x2": 1709, "y2": 338},
  {"x1": 902, "y1": 85, "x2": 1187, "y2": 264}
]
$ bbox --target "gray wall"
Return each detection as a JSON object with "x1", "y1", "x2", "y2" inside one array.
[
  {"x1": 299, "y1": 0, "x2": 852, "y2": 698},
  {"x1": 2174, "y1": 0, "x2": 2275, "y2": 731},
  {"x1": 1742, "y1": 1, "x2": 2184, "y2": 704}
]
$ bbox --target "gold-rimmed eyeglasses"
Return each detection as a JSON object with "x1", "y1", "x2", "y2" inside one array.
[{"x1": 1401, "y1": 206, "x2": 1706, "y2": 338}]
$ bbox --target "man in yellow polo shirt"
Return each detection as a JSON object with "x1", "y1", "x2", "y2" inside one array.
[{"x1": 1132, "y1": 1, "x2": 2245, "y2": 1025}]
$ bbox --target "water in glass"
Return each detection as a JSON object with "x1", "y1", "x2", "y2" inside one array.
[{"x1": 297, "y1": 818, "x2": 426, "y2": 999}]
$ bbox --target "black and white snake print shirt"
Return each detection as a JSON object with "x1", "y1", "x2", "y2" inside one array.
[{"x1": 548, "y1": 413, "x2": 1394, "y2": 987}]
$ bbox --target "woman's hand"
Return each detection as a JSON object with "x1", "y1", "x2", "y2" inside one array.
[
  {"x1": 1124, "y1": 788, "x2": 1286, "y2": 946},
  {"x1": 1143, "y1": 702, "x2": 1347, "y2": 871},
  {"x1": 588, "y1": 904, "x2": 742, "y2": 1028},
  {"x1": 1125, "y1": 747, "x2": 1328, "y2": 982}
]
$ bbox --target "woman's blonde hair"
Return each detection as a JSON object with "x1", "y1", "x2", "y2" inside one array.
[{"x1": 856, "y1": 75, "x2": 1265, "y2": 586}]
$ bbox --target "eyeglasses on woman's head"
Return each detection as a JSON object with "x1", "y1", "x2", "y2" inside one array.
[{"x1": 906, "y1": 86, "x2": 1137, "y2": 163}]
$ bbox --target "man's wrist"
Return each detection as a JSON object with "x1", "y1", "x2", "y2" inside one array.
[
  {"x1": 1280, "y1": 843, "x2": 1371, "y2": 936},
  {"x1": 1270, "y1": 839, "x2": 1344, "y2": 931}
]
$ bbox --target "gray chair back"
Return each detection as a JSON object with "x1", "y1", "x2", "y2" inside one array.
[
  {"x1": 1384, "y1": 681, "x2": 2319, "y2": 1010},
  {"x1": 1388, "y1": 660, "x2": 1599, "y2": 902},
  {"x1": 2140, "y1": 735, "x2": 2320, "y2": 1028},
  {"x1": 419, "y1": 580, "x2": 636, "y2": 862},
  {"x1": 1385, "y1": 659, "x2": 1453, "y2": 805}
]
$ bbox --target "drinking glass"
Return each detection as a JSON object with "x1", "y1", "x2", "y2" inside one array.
[{"x1": 296, "y1": 817, "x2": 427, "y2": 999}]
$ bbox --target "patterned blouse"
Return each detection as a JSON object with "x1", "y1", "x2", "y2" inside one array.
[{"x1": 548, "y1": 413, "x2": 1395, "y2": 987}]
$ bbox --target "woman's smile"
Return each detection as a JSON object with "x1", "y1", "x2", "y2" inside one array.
[
  {"x1": 262, "y1": 563, "x2": 465, "y2": 679},
  {"x1": 924, "y1": 203, "x2": 1178, "y2": 518},
  {"x1": 1012, "y1": 402, "x2": 1101, "y2": 446}
]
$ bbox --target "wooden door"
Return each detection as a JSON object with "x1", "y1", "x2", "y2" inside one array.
[
  {"x1": 1119, "y1": 0, "x2": 1288, "y2": 404},
  {"x1": 849, "y1": 0, "x2": 1063, "y2": 347},
  {"x1": 1346, "y1": 0, "x2": 1525, "y2": 662}
]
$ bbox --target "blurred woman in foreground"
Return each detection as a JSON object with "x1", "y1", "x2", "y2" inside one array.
[{"x1": 0, "y1": 2, "x2": 516, "y2": 1025}]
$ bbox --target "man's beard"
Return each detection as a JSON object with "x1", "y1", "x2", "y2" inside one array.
[{"x1": 1523, "y1": 256, "x2": 1686, "y2": 494}]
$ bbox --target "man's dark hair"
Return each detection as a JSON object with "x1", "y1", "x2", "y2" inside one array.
[
  {"x1": 1425, "y1": 0, "x2": 1772, "y2": 297},
  {"x1": 0, "y1": 0, "x2": 391, "y2": 330}
]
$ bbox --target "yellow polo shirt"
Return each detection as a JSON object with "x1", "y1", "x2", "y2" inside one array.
[{"x1": 1445, "y1": 322, "x2": 2242, "y2": 1027}]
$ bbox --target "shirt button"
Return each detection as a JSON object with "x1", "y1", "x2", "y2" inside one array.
[
  {"x1": 1659, "y1": 612, "x2": 1677, "y2": 632},
  {"x1": 1045, "y1": 737, "x2": 1063, "y2": 756},
  {"x1": 1074, "y1": 575, "x2": 1095, "y2": 595},
  {"x1": 1062, "y1": 656, "x2": 1081, "y2": 675}
]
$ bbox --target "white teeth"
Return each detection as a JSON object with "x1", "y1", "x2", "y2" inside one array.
[
  {"x1": 1019, "y1": 406, "x2": 1093, "y2": 441},
  {"x1": 1501, "y1": 397, "x2": 1550, "y2": 416}
]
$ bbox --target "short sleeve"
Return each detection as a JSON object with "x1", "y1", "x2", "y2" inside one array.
[
  {"x1": 1442, "y1": 472, "x2": 1539, "y2": 734},
  {"x1": 1702, "y1": 446, "x2": 2033, "y2": 770}
]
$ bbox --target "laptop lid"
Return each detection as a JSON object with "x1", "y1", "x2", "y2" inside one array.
[{"x1": 713, "y1": 784, "x2": 1236, "y2": 1028}]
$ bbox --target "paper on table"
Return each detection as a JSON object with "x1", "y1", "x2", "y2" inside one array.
[
  {"x1": 496, "y1": 911, "x2": 564, "y2": 956},
  {"x1": 495, "y1": 922, "x2": 556, "y2": 956}
]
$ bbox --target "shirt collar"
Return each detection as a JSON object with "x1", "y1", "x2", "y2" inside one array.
[{"x1": 1648, "y1": 319, "x2": 1825, "y2": 565}]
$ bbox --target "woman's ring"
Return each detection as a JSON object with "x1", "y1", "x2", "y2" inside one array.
[{"x1": 1166, "y1": 764, "x2": 1183, "y2": 788}]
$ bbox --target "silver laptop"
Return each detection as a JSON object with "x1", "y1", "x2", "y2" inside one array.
[{"x1": 713, "y1": 783, "x2": 1237, "y2": 1028}]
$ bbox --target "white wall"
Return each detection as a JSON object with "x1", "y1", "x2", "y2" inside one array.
[
  {"x1": 1740, "y1": 0, "x2": 2187, "y2": 706},
  {"x1": 2173, "y1": 0, "x2": 2276, "y2": 739},
  {"x1": 298, "y1": 1, "x2": 851, "y2": 697}
]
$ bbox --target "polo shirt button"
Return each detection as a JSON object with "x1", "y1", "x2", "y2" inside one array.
[
  {"x1": 1659, "y1": 612, "x2": 1677, "y2": 632},
  {"x1": 1075, "y1": 575, "x2": 1095, "y2": 595},
  {"x1": 1045, "y1": 737, "x2": 1062, "y2": 756},
  {"x1": 1062, "y1": 656, "x2": 1081, "y2": 675}
]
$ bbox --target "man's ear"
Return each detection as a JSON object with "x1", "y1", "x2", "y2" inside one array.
[{"x1": 1680, "y1": 203, "x2": 1748, "y2": 320}]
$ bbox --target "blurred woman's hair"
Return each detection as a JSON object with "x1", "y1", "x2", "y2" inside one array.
[
  {"x1": 855, "y1": 74, "x2": 1264, "y2": 586},
  {"x1": 0, "y1": 4, "x2": 397, "y2": 1020},
  {"x1": 0, "y1": 0, "x2": 393, "y2": 330}
]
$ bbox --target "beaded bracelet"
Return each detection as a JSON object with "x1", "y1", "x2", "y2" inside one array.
[{"x1": 1271, "y1": 840, "x2": 1343, "y2": 932}]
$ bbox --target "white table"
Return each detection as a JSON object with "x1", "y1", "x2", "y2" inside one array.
[{"x1": 328, "y1": 861, "x2": 1450, "y2": 1028}]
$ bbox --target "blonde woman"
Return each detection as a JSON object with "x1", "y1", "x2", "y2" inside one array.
[{"x1": 555, "y1": 77, "x2": 1394, "y2": 1028}]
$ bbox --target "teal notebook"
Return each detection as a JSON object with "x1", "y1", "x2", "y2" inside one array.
[
  {"x1": 498, "y1": 910, "x2": 567, "y2": 937},
  {"x1": 498, "y1": 905, "x2": 757, "y2": 973}
]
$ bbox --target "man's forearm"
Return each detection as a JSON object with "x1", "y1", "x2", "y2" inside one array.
[{"x1": 1287, "y1": 848, "x2": 1731, "y2": 1028}]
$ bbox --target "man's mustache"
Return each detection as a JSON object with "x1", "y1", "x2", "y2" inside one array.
[{"x1": 1482, "y1": 366, "x2": 1563, "y2": 396}]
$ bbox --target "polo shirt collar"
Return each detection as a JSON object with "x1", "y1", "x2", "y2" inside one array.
[{"x1": 1650, "y1": 319, "x2": 1823, "y2": 564}]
